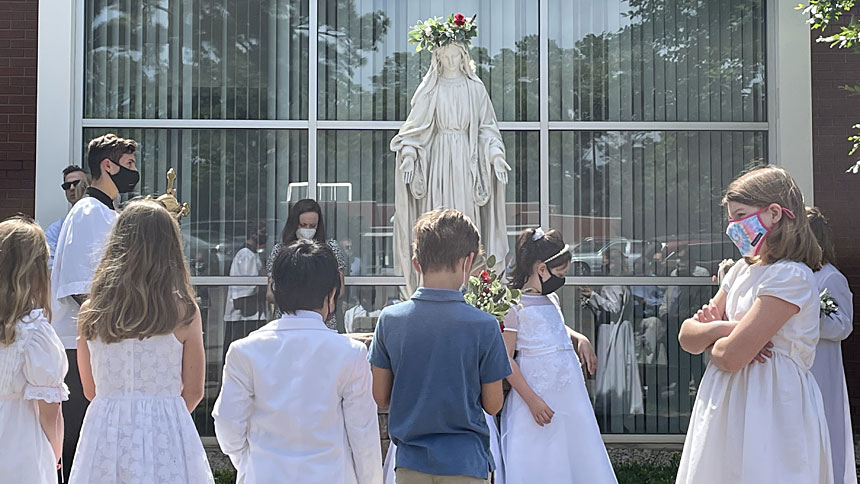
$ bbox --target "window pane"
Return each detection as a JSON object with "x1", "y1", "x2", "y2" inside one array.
[
  {"x1": 83, "y1": 128, "x2": 308, "y2": 276},
  {"x1": 557, "y1": 284, "x2": 716, "y2": 434},
  {"x1": 317, "y1": 130, "x2": 539, "y2": 275},
  {"x1": 318, "y1": 0, "x2": 539, "y2": 121},
  {"x1": 549, "y1": 130, "x2": 765, "y2": 276},
  {"x1": 85, "y1": 0, "x2": 309, "y2": 119},
  {"x1": 548, "y1": 0, "x2": 767, "y2": 122}
]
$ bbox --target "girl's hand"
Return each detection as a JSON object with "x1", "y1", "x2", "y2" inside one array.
[
  {"x1": 753, "y1": 341, "x2": 774, "y2": 363},
  {"x1": 575, "y1": 337, "x2": 598, "y2": 376},
  {"x1": 526, "y1": 396, "x2": 555, "y2": 427},
  {"x1": 694, "y1": 301, "x2": 722, "y2": 323},
  {"x1": 579, "y1": 287, "x2": 593, "y2": 297}
]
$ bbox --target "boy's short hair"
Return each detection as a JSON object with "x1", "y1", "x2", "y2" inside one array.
[
  {"x1": 272, "y1": 240, "x2": 341, "y2": 314},
  {"x1": 412, "y1": 209, "x2": 480, "y2": 273},
  {"x1": 87, "y1": 134, "x2": 137, "y2": 179}
]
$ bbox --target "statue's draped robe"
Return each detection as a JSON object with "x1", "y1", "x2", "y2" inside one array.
[{"x1": 391, "y1": 70, "x2": 508, "y2": 294}]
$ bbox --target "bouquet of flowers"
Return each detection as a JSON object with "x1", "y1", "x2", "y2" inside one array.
[
  {"x1": 463, "y1": 255, "x2": 521, "y2": 331},
  {"x1": 408, "y1": 13, "x2": 478, "y2": 52},
  {"x1": 820, "y1": 289, "x2": 839, "y2": 318}
]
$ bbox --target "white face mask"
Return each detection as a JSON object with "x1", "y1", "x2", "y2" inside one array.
[
  {"x1": 296, "y1": 228, "x2": 317, "y2": 240},
  {"x1": 459, "y1": 257, "x2": 469, "y2": 293}
]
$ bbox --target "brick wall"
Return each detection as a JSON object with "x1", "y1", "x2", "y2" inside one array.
[
  {"x1": 0, "y1": 0, "x2": 38, "y2": 220},
  {"x1": 810, "y1": 14, "x2": 860, "y2": 432}
]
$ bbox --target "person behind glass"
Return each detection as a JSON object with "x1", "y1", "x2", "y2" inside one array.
[
  {"x1": 224, "y1": 219, "x2": 268, "y2": 362},
  {"x1": 579, "y1": 248, "x2": 643, "y2": 432},
  {"x1": 0, "y1": 217, "x2": 68, "y2": 483},
  {"x1": 632, "y1": 242, "x2": 667, "y2": 365},
  {"x1": 500, "y1": 227, "x2": 615, "y2": 483},
  {"x1": 69, "y1": 200, "x2": 213, "y2": 483},
  {"x1": 213, "y1": 240, "x2": 382, "y2": 484},
  {"x1": 807, "y1": 206, "x2": 856, "y2": 484},
  {"x1": 44, "y1": 165, "x2": 88, "y2": 270},
  {"x1": 676, "y1": 166, "x2": 831, "y2": 483},
  {"x1": 50, "y1": 133, "x2": 138, "y2": 481},
  {"x1": 369, "y1": 209, "x2": 511, "y2": 484},
  {"x1": 267, "y1": 199, "x2": 346, "y2": 330}
]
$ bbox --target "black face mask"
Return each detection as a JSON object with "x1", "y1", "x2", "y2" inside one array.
[
  {"x1": 108, "y1": 158, "x2": 140, "y2": 194},
  {"x1": 538, "y1": 271, "x2": 565, "y2": 295}
]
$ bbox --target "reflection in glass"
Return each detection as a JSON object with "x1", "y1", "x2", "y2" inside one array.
[
  {"x1": 548, "y1": 0, "x2": 766, "y2": 122},
  {"x1": 549, "y1": 130, "x2": 765, "y2": 276},
  {"x1": 317, "y1": 130, "x2": 539, "y2": 275},
  {"x1": 318, "y1": 0, "x2": 539, "y2": 121},
  {"x1": 85, "y1": 0, "x2": 309, "y2": 119},
  {"x1": 557, "y1": 283, "x2": 716, "y2": 434},
  {"x1": 83, "y1": 128, "x2": 308, "y2": 276}
]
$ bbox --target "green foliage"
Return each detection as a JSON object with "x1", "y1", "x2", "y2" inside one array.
[
  {"x1": 213, "y1": 467, "x2": 237, "y2": 484},
  {"x1": 613, "y1": 454, "x2": 682, "y2": 484},
  {"x1": 463, "y1": 255, "x2": 521, "y2": 326}
]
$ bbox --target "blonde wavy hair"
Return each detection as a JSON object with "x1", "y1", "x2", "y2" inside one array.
[
  {"x1": 722, "y1": 166, "x2": 822, "y2": 270},
  {"x1": 79, "y1": 200, "x2": 196, "y2": 343},
  {"x1": 0, "y1": 217, "x2": 51, "y2": 345}
]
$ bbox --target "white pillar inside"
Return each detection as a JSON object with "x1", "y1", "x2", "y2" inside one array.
[
  {"x1": 769, "y1": 0, "x2": 815, "y2": 202},
  {"x1": 35, "y1": 0, "x2": 77, "y2": 225}
]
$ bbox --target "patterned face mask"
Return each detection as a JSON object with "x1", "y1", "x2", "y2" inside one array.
[{"x1": 726, "y1": 206, "x2": 794, "y2": 257}]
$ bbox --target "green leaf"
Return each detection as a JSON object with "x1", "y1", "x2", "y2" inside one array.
[{"x1": 486, "y1": 255, "x2": 497, "y2": 268}]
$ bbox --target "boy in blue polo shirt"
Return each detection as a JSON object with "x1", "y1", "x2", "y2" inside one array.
[{"x1": 369, "y1": 209, "x2": 512, "y2": 484}]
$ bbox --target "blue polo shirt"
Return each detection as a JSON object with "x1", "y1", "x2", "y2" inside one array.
[{"x1": 368, "y1": 288, "x2": 512, "y2": 479}]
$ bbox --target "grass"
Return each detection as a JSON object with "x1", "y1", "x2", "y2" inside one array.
[{"x1": 213, "y1": 468, "x2": 237, "y2": 484}]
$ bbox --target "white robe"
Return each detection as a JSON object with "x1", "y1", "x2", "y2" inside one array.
[
  {"x1": 50, "y1": 196, "x2": 117, "y2": 349},
  {"x1": 391, "y1": 48, "x2": 508, "y2": 295},
  {"x1": 810, "y1": 264, "x2": 856, "y2": 484}
]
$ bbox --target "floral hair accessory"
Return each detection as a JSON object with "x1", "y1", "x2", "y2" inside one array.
[
  {"x1": 532, "y1": 227, "x2": 546, "y2": 241},
  {"x1": 408, "y1": 13, "x2": 478, "y2": 52}
]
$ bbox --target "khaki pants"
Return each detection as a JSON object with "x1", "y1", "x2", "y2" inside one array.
[{"x1": 395, "y1": 468, "x2": 489, "y2": 484}]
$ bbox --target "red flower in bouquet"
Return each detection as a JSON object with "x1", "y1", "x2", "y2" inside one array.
[
  {"x1": 463, "y1": 255, "x2": 521, "y2": 332},
  {"x1": 453, "y1": 13, "x2": 466, "y2": 26},
  {"x1": 480, "y1": 270, "x2": 491, "y2": 283}
]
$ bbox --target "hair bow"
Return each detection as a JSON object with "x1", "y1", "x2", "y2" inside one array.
[{"x1": 532, "y1": 227, "x2": 546, "y2": 241}]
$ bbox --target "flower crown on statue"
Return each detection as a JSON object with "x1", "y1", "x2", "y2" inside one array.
[{"x1": 408, "y1": 13, "x2": 478, "y2": 52}]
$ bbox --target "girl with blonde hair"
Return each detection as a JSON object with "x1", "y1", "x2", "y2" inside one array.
[
  {"x1": 0, "y1": 217, "x2": 68, "y2": 483},
  {"x1": 677, "y1": 166, "x2": 832, "y2": 483},
  {"x1": 69, "y1": 200, "x2": 214, "y2": 483}
]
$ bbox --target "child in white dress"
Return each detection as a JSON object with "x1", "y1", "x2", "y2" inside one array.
[
  {"x1": 677, "y1": 166, "x2": 832, "y2": 483},
  {"x1": 501, "y1": 228, "x2": 617, "y2": 483},
  {"x1": 0, "y1": 217, "x2": 68, "y2": 484},
  {"x1": 807, "y1": 207, "x2": 856, "y2": 484},
  {"x1": 70, "y1": 201, "x2": 214, "y2": 484}
]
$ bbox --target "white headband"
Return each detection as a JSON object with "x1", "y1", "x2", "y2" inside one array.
[{"x1": 543, "y1": 244, "x2": 571, "y2": 264}]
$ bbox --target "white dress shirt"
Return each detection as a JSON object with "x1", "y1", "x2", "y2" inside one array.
[{"x1": 213, "y1": 311, "x2": 383, "y2": 484}]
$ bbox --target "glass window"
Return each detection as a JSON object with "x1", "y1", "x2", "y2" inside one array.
[
  {"x1": 316, "y1": 130, "x2": 539, "y2": 275},
  {"x1": 557, "y1": 283, "x2": 716, "y2": 434},
  {"x1": 83, "y1": 128, "x2": 307, "y2": 276},
  {"x1": 318, "y1": 0, "x2": 539, "y2": 121},
  {"x1": 549, "y1": 130, "x2": 766, "y2": 276},
  {"x1": 548, "y1": 0, "x2": 767, "y2": 122},
  {"x1": 84, "y1": 0, "x2": 309, "y2": 119}
]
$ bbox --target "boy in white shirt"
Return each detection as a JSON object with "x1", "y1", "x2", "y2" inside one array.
[
  {"x1": 213, "y1": 240, "x2": 382, "y2": 484},
  {"x1": 51, "y1": 133, "x2": 138, "y2": 480}
]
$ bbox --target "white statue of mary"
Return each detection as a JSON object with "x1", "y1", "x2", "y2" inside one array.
[{"x1": 391, "y1": 40, "x2": 511, "y2": 294}]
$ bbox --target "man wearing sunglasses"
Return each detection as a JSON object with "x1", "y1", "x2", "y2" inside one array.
[{"x1": 44, "y1": 165, "x2": 88, "y2": 270}]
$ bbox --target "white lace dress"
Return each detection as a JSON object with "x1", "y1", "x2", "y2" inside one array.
[
  {"x1": 69, "y1": 334, "x2": 214, "y2": 484},
  {"x1": 500, "y1": 294, "x2": 617, "y2": 483},
  {"x1": 0, "y1": 310, "x2": 68, "y2": 484}
]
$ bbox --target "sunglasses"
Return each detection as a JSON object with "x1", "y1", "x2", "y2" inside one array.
[{"x1": 62, "y1": 179, "x2": 82, "y2": 190}]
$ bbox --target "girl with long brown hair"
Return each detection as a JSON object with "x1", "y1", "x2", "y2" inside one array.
[
  {"x1": 0, "y1": 217, "x2": 68, "y2": 483},
  {"x1": 677, "y1": 166, "x2": 831, "y2": 483},
  {"x1": 69, "y1": 200, "x2": 214, "y2": 484}
]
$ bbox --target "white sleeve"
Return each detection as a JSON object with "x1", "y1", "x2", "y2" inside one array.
[
  {"x1": 229, "y1": 248, "x2": 262, "y2": 299},
  {"x1": 503, "y1": 305, "x2": 520, "y2": 332},
  {"x1": 212, "y1": 344, "x2": 254, "y2": 473},
  {"x1": 589, "y1": 286, "x2": 624, "y2": 313},
  {"x1": 818, "y1": 269, "x2": 855, "y2": 342},
  {"x1": 341, "y1": 345, "x2": 383, "y2": 484},
  {"x1": 23, "y1": 317, "x2": 69, "y2": 403},
  {"x1": 756, "y1": 263, "x2": 815, "y2": 310},
  {"x1": 52, "y1": 204, "x2": 116, "y2": 299}
]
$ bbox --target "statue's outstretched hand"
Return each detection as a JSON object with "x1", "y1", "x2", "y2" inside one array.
[
  {"x1": 494, "y1": 158, "x2": 511, "y2": 185},
  {"x1": 400, "y1": 155, "x2": 415, "y2": 185}
]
